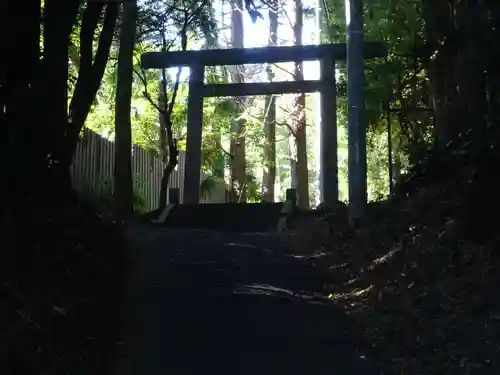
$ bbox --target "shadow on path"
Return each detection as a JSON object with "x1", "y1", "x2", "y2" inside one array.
[{"x1": 118, "y1": 228, "x2": 381, "y2": 375}]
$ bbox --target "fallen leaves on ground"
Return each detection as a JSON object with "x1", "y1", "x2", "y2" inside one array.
[
  {"x1": 285, "y1": 160, "x2": 500, "y2": 374},
  {"x1": 1, "y1": 193, "x2": 128, "y2": 375}
]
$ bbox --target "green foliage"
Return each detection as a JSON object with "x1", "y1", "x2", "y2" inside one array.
[
  {"x1": 99, "y1": 176, "x2": 148, "y2": 213},
  {"x1": 245, "y1": 170, "x2": 261, "y2": 203},
  {"x1": 132, "y1": 190, "x2": 148, "y2": 213},
  {"x1": 80, "y1": 0, "x2": 433, "y2": 206},
  {"x1": 321, "y1": 0, "x2": 431, "y2": 198},
  {"x1": 366, "y1": 126, "x2": 389, "y2": 200},
  {"x1": 200, "y1": 175, "x2": 219, "y2": 200}
]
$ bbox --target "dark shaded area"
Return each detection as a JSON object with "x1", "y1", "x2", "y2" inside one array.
[
  {"x1": 156, "y1": 203, "x2": 286, "y2": 232},
  {"x1": 119, "y1": 229, "x2": 380, "y2": 375},
  {"x1": 1, "y1": 193, "x2": 129, "y2": 375},
  {"x1": 282, "y1": 132, "x2": 500, "y2": 373},
  {"x1": 3, "y1": 2, "x2": 500, "y2": 374}
]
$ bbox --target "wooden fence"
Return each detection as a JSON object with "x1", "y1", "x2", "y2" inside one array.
[{"x1": 70, "y1": 128, "x2": 227, "y2": 211}]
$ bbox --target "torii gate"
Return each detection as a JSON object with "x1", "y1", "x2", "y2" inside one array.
[{"x1": 141, "y1": 42, "x2": 386, "y2": 211}]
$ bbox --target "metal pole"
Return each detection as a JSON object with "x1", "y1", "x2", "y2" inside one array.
[{"x1": 345, "y1": 0, "x2": 367, "y2": 224}]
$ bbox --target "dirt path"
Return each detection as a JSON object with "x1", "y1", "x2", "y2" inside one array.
[{"x1": 116, "y1": 226, "x2": 381, "y2": 375}]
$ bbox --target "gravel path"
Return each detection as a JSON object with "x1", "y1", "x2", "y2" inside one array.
[{"x1": 116, "y1": 226, "x2": 381, "y2": 375}]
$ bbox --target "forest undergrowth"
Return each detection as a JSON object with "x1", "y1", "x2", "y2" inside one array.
[
  {"x1": 1, "y1": 188, "x2": 128, "y2": 374},
  {"x1": 286, "y1": 145, "x2": 500, "y2": 374},
  {"x1": 3, "y1": 140, "x2": 500, "y2": 375}
]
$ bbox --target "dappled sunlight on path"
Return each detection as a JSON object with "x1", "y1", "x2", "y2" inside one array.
[{"x1": 116, "y1": 227, "x2": 381, "y2": 375}]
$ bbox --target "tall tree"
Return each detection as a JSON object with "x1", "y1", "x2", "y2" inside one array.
[
  {"x1": 229, "y1": 0, "x2": 247, "y2": 202},
  {"x1": 291, "y1": 0, "x2": 310, "y2": 208},
  {"x1": 42, "y1": 0, "x2": 81, "y2": 166},
  {"x1": 3, "y1": 0, "x2": 45, "y2": 223},
  {"x1": 114, "y1": 0, "x2": 137, "y2": 217},
  {"x1": 8, "y1": 0, "x2": 80, "y2": 202},
  {"x1": 4, "y1": 0, "x2": 117, "y2": 207},
  {"x1": 65, "y1": 3, "x2": 118, "y2": 168},
  {"x1": 261, "y1": 0, "x2": 278, "y2": 202},
  {"x1": 135, "y1": 0, "x2": 217, "y2": 210},
  {"x1": 156, "y1": 31, "x2": 186, "y2": 211},
  {"x1": 421, "y1": 0, "x2": 492, "y2": 152}
]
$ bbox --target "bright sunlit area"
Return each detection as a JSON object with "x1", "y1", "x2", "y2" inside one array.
[{"x1": 83, "y1": 0, "x2": 391, "y2": 210}]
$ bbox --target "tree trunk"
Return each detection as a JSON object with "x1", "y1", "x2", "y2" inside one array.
[
  {"x1": 158, "y1": 78, "x2": 169, "y2": 163},
  {"x1": 2, "y1": 0, "x2": 79, "y2": 251},
  {"x1": 292, "y1": 0, "x2": 310, "y2": 209},
  {"x1": 261, "y1": 0, "x2": 278, "y2": 202},
  {"x1": 32, "y1": 0, "x2": 81, "y2": 201},
  {"x1": 64, "y1": 3, "x2": 118, "y2": 167},
  {"x1": 456, "y1": 1, "x2": 488, "y2": 155},
  {"x1": 157, "y1": 76, "x2": 180, "y2": 211},
  {"x1": 42, "y1": 0, "x2": 80, "y2": 158},
  {"x1": 204, "y1": 33, "x2": 227, "y2": 190},
  {"x1": 114, "y1": 0, "x2": 136, "y2": 217},
  {"x1": 3, "y1": 0, "x2": 41, "y2": 166},
  {"x1": 2, "y1": 0, "x2": 43, "y2": 226},
  {"x1": 229, "y1": 0, "x2": 247, "y2": 202},
  {"x1": 421, "y1": 0, "x2": 454, "y2": 150},
  {"x1": 156, "y1": 28, "x2": 187, "y2": 210},
  {"x1": 421, "y1": 0, "x2": 490, "y2": 152}
]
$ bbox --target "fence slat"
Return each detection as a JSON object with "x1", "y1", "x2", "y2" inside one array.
[{"x1": 71, "y1": 128, "x2": 227, "y2": 210}]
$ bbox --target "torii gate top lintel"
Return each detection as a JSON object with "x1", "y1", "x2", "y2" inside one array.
[{"x1": 141, "y1": 42, "x2": 387, "y2": 69}]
